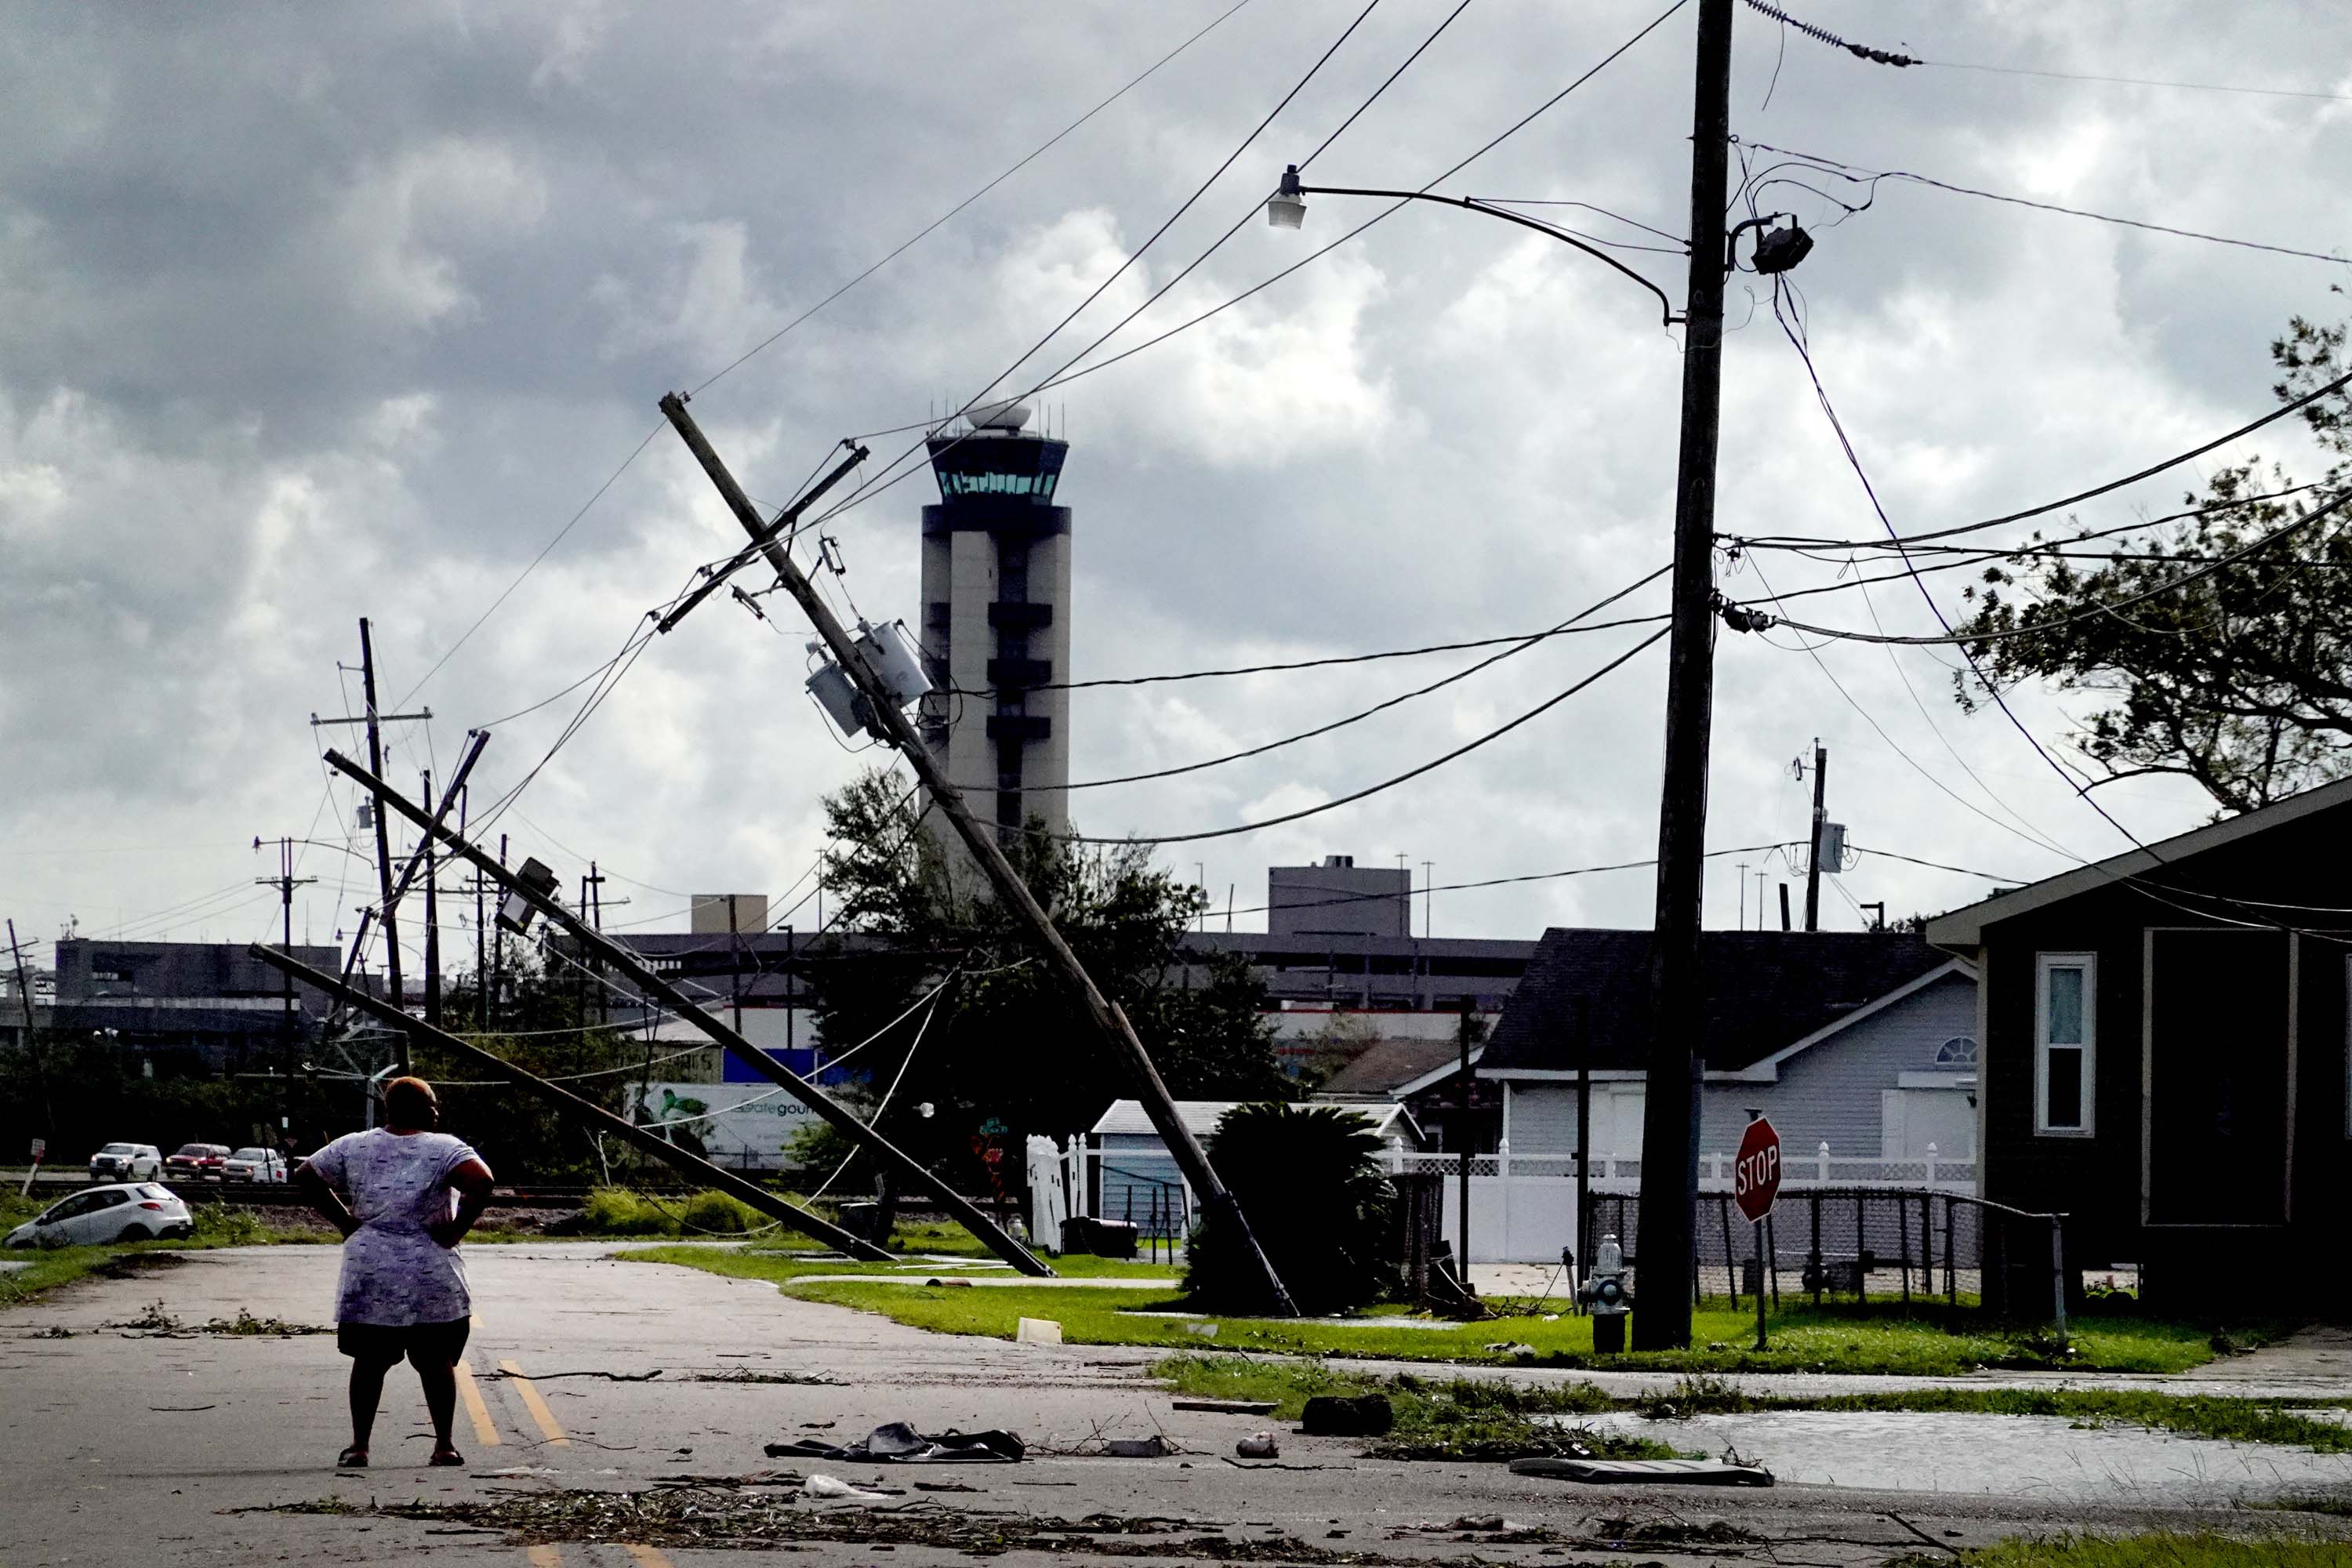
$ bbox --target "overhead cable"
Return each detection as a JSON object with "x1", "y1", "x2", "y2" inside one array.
[
  {"x1": 691, "y1": 0, "x2": 1265, "y2": 397},
  {"x1": 1066, "y1": 626, "x2": 1668, "y2": 844},
  {"x1": 1740, "y1": 140, "x2": 2352, "y2": 267}
]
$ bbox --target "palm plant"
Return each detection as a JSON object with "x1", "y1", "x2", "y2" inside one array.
[{"x1": 1185, "y1": 1102, "x2": 1398, "y2": 1314}]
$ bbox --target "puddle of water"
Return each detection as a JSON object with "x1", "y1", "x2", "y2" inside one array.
[{"x1": 1555, "y1": 1410, "x2": 2352, "y2": 1504}]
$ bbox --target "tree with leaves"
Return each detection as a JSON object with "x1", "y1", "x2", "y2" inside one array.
[
  {"x1": 1952, "y1": 310, "x2": 2352, "y2": 814},
  {"x1": 803, "y1": 769, "x2": 1289, "y2": 1199}
]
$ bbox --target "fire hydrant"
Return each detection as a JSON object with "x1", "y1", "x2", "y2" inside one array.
[{"x1": 1579, "y1": 1232, "x2": 1633, "y2": 1353}]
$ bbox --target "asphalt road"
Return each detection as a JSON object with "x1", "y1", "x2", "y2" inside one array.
[{"x1": 2, "y1": 1242, "x2": 2346, "y2": 1568}]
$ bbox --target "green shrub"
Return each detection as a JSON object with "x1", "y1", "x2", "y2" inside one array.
[
  {"x1": 1184, "y1": 1102, "x2": 1397, "y2": 1315},
  {"x1": 579, "y1": 1188, "x2": 673, "y2": 1235},
  {"x1": 575, "y1": 1187, "x2": 768, "y2": 1236},
  {"x1": 677, "y1": 1189, "x2": 762, "y2": 1234}
]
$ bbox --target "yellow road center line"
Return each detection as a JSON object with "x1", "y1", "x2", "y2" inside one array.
[
  {"x1": 498, "y1": 1359, "x2": 571, "y2": 1447},
  {"x1": 454, "y1": 1358, "x2": 503, "y2": 1449},
  {"x1": 623, "y1": 1547, "x2": 674, "y2": 1568},
  {"x1": 525, "y1": 1546, "x2": 563, "y2": 1567}
]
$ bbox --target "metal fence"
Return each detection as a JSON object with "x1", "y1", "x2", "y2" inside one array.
[{"x1": 1580, "y1": 1185, "x2": 2068, "y2": 1324}]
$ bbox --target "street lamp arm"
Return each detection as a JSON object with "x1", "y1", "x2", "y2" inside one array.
[{"x1": 1299, "y1": 183, "x2": 1682, "y2": 327}]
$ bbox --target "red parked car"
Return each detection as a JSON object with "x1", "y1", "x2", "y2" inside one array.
[{"x1": 163, "y1": 1143, "x2": 230, "y2": 1183}]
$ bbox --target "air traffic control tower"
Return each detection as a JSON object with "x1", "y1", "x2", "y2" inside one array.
[{"x1": 916, "y1": 398, "x2": 1072, "y2": 851}]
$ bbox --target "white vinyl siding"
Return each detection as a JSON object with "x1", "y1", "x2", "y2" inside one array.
[{"x1": 2034, "y1": 953, "x2": 2096, "y2": 1136}]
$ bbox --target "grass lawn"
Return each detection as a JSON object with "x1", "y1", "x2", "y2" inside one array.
[
  {"x1": 622, "y1": 1244, "x2": 1176, "y2": 1284},
  {"x1": 630, "y1": 1244, "x2": 2241, "y2": 1374},
  {"x1": 1954, "y1": 1535, "x2": 2352, "y2": 1566},
  {"x1": 1152, "y1": 1352, "x2": 1677, "y2": 1461}
]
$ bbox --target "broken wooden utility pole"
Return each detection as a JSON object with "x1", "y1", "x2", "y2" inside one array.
[
  {"x1": 320, "y1": 750, "x2": 1054, "y2": 1279},
  {"x1": 658, "y1": 391, "x2": 1298, "y2": 1316},
  {"x1": 246, "y1": 944, "x2": 889, "y2": 1260}
]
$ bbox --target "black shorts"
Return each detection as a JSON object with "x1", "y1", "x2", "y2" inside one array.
[{"x1": 337, "y1": 1318, "x2": 471, "y2": 1366}]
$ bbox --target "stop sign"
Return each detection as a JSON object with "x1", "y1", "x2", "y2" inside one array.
[{"x1": 1733, "y1": 1116, "x2": 1781, "y2": 1224}]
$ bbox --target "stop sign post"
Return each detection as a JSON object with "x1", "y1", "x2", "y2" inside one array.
[{"x1": 1733, "y1": 1117, "x2": 1782, "y2": 1349}]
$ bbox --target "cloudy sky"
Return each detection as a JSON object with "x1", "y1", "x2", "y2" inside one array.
[{"x1": 4, "y1": 0, "x2": 2348, "y2": 970}]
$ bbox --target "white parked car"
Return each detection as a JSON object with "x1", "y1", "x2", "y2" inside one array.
[
  {"x1": 4, "y1": 1184, "x2": 194, "y2": 1248},
  {"x1": 89, "y1": 1142, "x2": 164, "y2": 1182},
  {"x1": 221, "y1": 1147, "x2": 288, "y2": 1184}
]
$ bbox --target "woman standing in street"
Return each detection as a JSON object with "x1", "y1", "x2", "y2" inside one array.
[{"x1": 294, "y1": 1076, "x2": 495, "y2": 1469}]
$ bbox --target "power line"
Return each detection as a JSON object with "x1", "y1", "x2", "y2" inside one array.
[
  {"x1": 1065, "y1": 626, "x2": 1668, "y2": 845},
  {"x1": 1919, "y1": 59, "x2": 2352, "y2": 104},
  {"x1": 690, "y1": 0, "x2": 1265, "y2": 397},
  {"x1": 1759, "y1": 280, "x2": 2352, "y2": 946},
  {"x1": 394, "y1": 423, "x2": 663, "y2": 711},
  {"x1": 959, "y1": 573, "x2": 1669, "y2": 794},
  {"x1": 1740, "y1": 140, "x2": 2352, "y2": 267},
  {"x1": 815, "y1": 0, "x2": 1693, "y2": 528},
  {"x1": 1749, "y1": 487, "x2": 2352, "y2": 646}
]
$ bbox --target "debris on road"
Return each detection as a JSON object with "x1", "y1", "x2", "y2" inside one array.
[
  {"x1": 804, "y1": 1473, "x2": 895, "y2": 1502},
  {"x1": 1508, "y1": 1456, "x2": 1773, "y2": 1486},
  {"x1": 1301, "y1": 1395, "x2": 1392, "y2": 1436},
  {"x1": 1104, "y1": 1434, "x2": 1179, "y2": 1457},
  {"x1": 768, "y1": 1421, "x2": 1025, "y2": 1464},
  {"x1": 692, "y1": 1367, "x2": 840, "y2": 1385},
  {"x1": 1174, "y1": 1399, "x2": 1278, "y2": 1414},
  {"x1": 1236, "y1": 1432, "x2": 1279, "y2": 1458}
]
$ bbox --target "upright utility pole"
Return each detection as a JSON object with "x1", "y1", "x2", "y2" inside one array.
[
  {"x1": 5, "y1": 919, "x2": 50, "y2": 1138},
  {"x1": 255, "y1": 837, "x2": 318, "y2": 1051},
  {"x1": 421, "y1": 772, "x2": 443, "y2": 1027},
  {"x1": 1802, "y1": 741, "x2": 1829, "y2": 933},
  {"x1": 659, "y1": 394, "x2": 1298, "y2": 1316},
  {"x1": 466, "y1": 787, "x2": 485, "y2": 1029},
  {"x1": 1455, "y1": 996, "x2": 1475, "y2": 1288},
  {"x1": 1634, "y1": 0, "x2": 1733, "y2": 1352}
]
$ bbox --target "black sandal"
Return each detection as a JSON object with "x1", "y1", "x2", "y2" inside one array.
[
  {"x1": 336, "y1": 1446, "x2": 368, "y2": 1468},
  {"x1": 429, "y1": 1445, "x2": 464, "y2": 1468}
]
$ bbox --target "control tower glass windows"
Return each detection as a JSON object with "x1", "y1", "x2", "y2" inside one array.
[
  {"x1": 927, "y1": 434, "x2": 1067, "y2": 506},
  {"x1": 938, "y1": 468, "x2": 1060, "y2": 501}
]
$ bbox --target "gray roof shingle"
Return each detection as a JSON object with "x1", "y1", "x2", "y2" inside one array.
[{"x1": 1483, "y1": 929, "x2": 1948, "y2": 1073}]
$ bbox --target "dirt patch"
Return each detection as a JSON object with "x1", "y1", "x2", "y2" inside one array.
[{"x1": 96, "y1": 1254, "x2": 189, "y2": 1280}]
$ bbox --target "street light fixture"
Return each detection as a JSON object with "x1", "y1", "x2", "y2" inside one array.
[{"x1": 1264, "y1": 170, "x2": 1707, "y2": 328}]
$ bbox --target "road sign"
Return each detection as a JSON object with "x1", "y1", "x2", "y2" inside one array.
[
  {"x1": 1733, "y1": 1116, "x2": 1781, "y2": 1225},
  {"x1": 27, "y1": 1138, "x2": 44, "y2": 1161}
]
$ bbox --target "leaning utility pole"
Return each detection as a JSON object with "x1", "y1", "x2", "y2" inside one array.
[
  {"x1": 1634, "y1": 0, "x2": 1733, "y2": 1352},
  {"x1": 248, "y1": 944, "x2": 890, "y2": 1259},
  {"x1": 1802, "y1": 741, "x2": 1828, "y2": 933},
  {"x1": 658, "y1": 393, "x2": 1298, "y2": 1315},
  {"x1": 310, "y1": 619, "x2": 434, "y2": 1073},
  {"x1": 321, "y1": 750, "x2": 1054, "y2": 1279}
]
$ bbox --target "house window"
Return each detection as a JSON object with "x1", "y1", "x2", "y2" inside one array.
[
  {"x1": 1934, "y1": 1036, "x2": 1977, "y2": 1067},
  {"x1": 2034, "y1": 953, "x2": 2095, "y2": 1135}
]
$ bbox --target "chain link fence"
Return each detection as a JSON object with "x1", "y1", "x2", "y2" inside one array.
[{"x1": 1582, "y1": 1186, "x2": 2069, "y2": 1323}]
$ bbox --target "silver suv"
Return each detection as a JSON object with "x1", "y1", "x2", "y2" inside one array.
[{"x1": 89, "y1": 1142, "x2": 162, "y2": 1181}]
